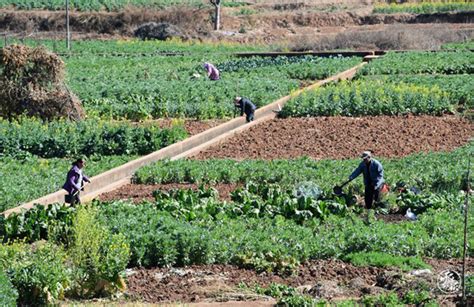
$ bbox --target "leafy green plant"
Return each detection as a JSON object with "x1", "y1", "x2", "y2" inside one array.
[
  {"x1": 344, "y1": 252, "x2": 430, "y2": 271},
  {"x1": 0, "y1": 241, "x2": 71, "y2": 305},
  {"x1": 361, "y1": 292, "x2": 401, "y2": 306},
  {"x1": 252, "y1": 283, "x2": 319, "y2": 306},
  {"x1": 402, "y1": 290, "x2": 435, "y2": 305},
  {"x1": 0, "y1": 269, "x2": 18, "y2": 307},
  {"x1": 1, "y1": 203, "x2": 76, "y2": 244}
]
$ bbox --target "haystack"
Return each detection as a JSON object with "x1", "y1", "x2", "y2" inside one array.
[{"x1": 0, "y1": 44, "x2": 84, "y2": 121}]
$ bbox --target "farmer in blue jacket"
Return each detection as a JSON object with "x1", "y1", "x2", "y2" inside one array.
[
  {"x1": 349, "y1": 151, "x2": 384, "y2": 209},
  {"x1": 234, "y1": 96, "x2": 257, "y2": 122}
]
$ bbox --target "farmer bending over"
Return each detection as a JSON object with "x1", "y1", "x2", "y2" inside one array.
[
  {"x1": 203, "y1": 62, "x2": 220, "y2": 81},
  {"x1": 234, "y1": 96, "x2": 256, "y2": 122},
  {"x1": 63, "y1": 158, "x2": 90, "y2": 206},
  {"x1": 348, "y1": 151, "x2": 384, "y2": 209}
]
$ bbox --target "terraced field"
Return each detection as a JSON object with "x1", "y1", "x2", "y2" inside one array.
[{"x1": 0, "y1": 40, "x2": 473, "y2": 306}]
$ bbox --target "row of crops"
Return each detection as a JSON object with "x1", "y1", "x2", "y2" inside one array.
[
  {"x1": 0, "y1": 144, "x2": 472, "y2": 304},
  {"x1": 281, "y1": 50, "x2": 473, "y2": 117}
]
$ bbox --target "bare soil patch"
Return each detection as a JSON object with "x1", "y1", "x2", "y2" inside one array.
[
  {"x1": 195, "y1": 116, "x2": 473, "y2": 160},
  {"x1": 98, "y1": 183, "x2": 240, "y2": 203},
  {"x1": 125, "y1": 258, "x2": 473, "y2": 304}
]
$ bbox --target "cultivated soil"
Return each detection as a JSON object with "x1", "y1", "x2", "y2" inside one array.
[
  {"x1": 125, "y1": 258, "x2": 473, "y2": 304},
  {"x1": 195, "y1": 116, "x2": 473, "y2": 160}
]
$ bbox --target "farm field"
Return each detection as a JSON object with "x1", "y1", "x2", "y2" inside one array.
[
  {"x1": 0, "y1": 37, "x2": 473, "y2": 306},
  {"x1": 0, "y1": 39, "x2": 363, "y2": 211}
]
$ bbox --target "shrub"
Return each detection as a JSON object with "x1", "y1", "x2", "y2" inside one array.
[{"x1": 69, "y1": 205, "x2": 129, "y2": 298}]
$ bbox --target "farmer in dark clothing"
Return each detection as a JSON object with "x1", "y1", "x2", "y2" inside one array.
[
  {"x1": 63, "y1": 158, "x2": 90, "y2": 206},
  {"x1": 234, "y1": 96, "x2": 256, "y2": 122},
  {"x1": 349, "y1": 151, "x2": 384, "y2": 209}
]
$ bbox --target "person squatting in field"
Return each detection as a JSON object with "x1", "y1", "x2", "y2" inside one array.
[
  {"x1": 234, "y1": 96, "x2": 257, "y2": 122},
  {"x1": 63, "y1": 158, "x2": 90, "y2": 206},
  {"x1": 348, "y1": 151, "x2": 384, "y2": 209},
  {"x1": 203, "y1": 62, "x2": 220, "y2": 80}
]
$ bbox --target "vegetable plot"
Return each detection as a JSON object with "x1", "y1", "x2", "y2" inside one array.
[
  {"x1": 67, "y1": 55, "x2": 360, "y2": 120},
  {"x1": 358, "y1": 51, "x2": 474, "y2": 75},
  {"x1": 280, "y1": 80, "x2": 453, "y2": 117}
]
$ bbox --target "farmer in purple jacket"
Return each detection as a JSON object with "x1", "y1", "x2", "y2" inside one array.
[
  {"x1": 63, "y1": 158, "x2": 90, "y2": 205},
  {"x1": 203, "y1": 62, "x2": 220, "y2": 81}
]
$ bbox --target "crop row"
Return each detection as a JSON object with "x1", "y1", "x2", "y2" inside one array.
[
  {"x1": 358, "y1": 51, "x2": 473, "y2": 75},
  {"x1": 373, "y1": 1, "x2": 474, "y2": 14},
  {"x1": 2, "y1": 198, "x2": 472, "y2": 276},
  {"x1": 134, "y1": 144, "x2": 472, "y2": 193},
  {"x1": 0, "y1": 118, "x2": 187, "y2": 158},
  {"x1": 280, "y1": 80, "x2": 454, "y2": 117},
  {"x1": 358, "y1": 74, "x2": 473, "y2": 109},
  {"x1": 0, "y1": 155, "x2": 136, "y2": 212}
]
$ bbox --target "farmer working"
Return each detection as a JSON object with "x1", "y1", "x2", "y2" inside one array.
[
  {"x1": 348, "y1": 151, "x2": 384, "y2": 209},
  {"x1": 234, "y1": 96, "x2": 257, "y2": 122},
  {"x1": 63, "y1": 158, "x2": 90, "y2": 206},
  {"x1": 203, "y1": 62, "x2": 220, "y2": 81}
]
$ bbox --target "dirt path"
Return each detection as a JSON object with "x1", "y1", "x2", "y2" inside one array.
[
  {"x1": 125, "y1": 258, "x2": 473, "y2": 304},
  {"x1": 195, "y1": 116, "x2": 473, "y2": 160}
]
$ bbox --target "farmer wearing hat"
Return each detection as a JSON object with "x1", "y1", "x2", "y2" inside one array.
[
  {"x1": 348, "y1": 151, "x2": 384, "y2": 209},
  {"x1": 203, "y1": 62, "x2": 220, "y2": 81},
  {"x1": 63, "y1": 158, "x2": 90, "y2": 206},
  {"x1": 234, "y1": 96, "x2": 257, "y2": 122}
]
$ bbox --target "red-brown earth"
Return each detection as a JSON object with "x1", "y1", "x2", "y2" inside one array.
[
  {"x1": 125, "y1": 258, "x2": 473, "y2": 304},
  {"x1": 195, "y1": 116, "x2": 473, "y2": 160}
]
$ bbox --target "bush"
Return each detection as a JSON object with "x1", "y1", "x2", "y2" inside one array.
[
  {"x1": 69, "y1": 205, "x2": 129, "y2": 298},
  {"x1": 0, "y1": 270, "x2": 18, "y2": 307}
]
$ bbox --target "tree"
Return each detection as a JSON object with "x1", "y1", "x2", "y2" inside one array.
[{"x1": 210, "y1": 0, "x2": 221, "y2": 31}]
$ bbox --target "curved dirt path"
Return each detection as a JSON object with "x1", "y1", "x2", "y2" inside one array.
[{"x1": 195, "y1": 115, "x2": 473, "y2": 160}]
